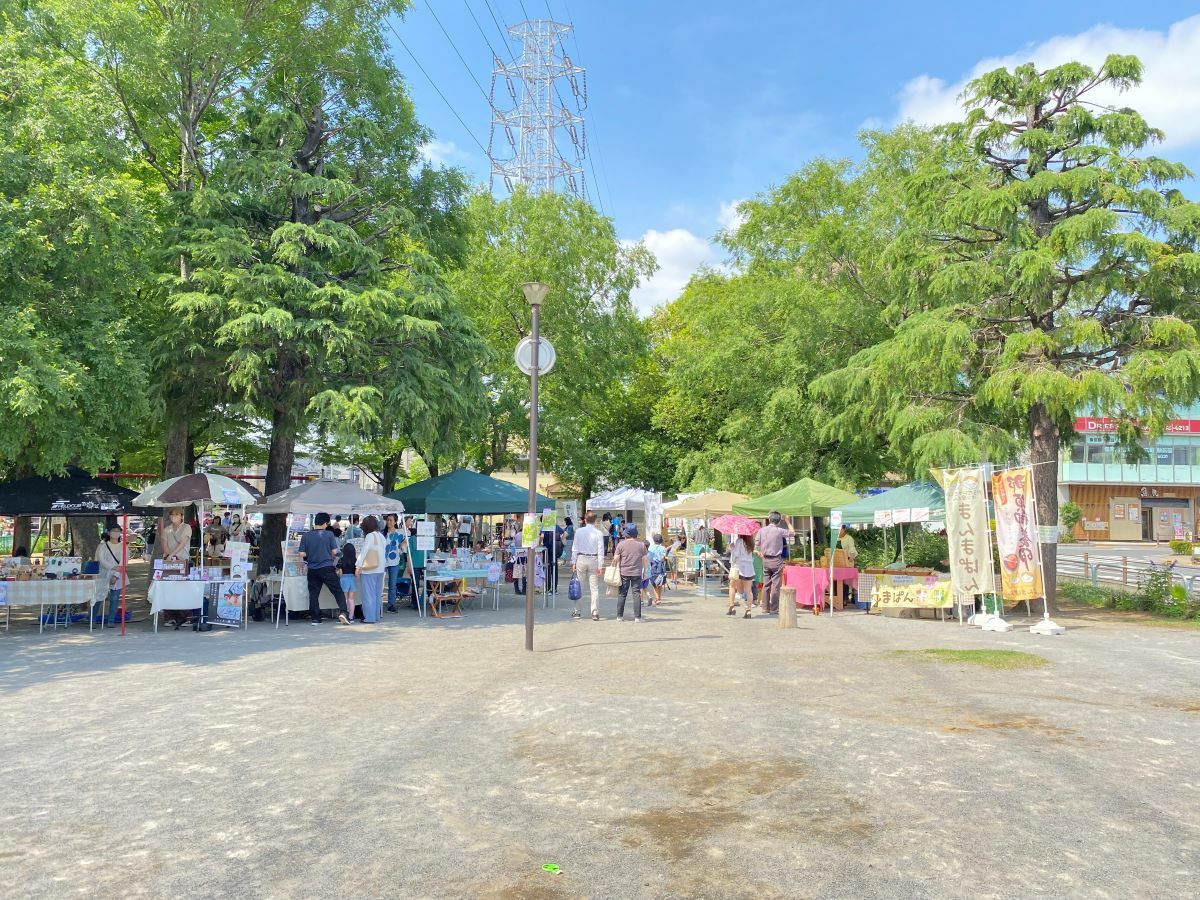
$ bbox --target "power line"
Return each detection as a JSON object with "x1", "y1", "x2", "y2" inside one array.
[
  {"x1": 422, "y1": 1, "x2": 493, "y2": 107},
  {"x1": 385, "y1": 18, "x2": 490, "y2": 157}
]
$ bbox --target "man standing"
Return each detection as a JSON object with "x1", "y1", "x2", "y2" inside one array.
[
  {"x1": 299, "y1": 512, "x2": 351, "y2": 626},
  {"x1": 754, "y1": 511, "x2": 789, "y2": 615},
  {"x1": 838, "y1": 524, "x2": 859, "y2": 607},
  {"x1": 457, "y1": 513, "x2": 474, "y2": 548},
  {"x1": 570, "y1": 511, "x2": 606, "y2": 620}
]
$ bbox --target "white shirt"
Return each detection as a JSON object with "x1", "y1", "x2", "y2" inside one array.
[
  {"x1": 570, "y1": 524, "x2": 605, "y2": 563},
  {"x1": 458, "y1": 515, "x2": 473, "y2": 534}
]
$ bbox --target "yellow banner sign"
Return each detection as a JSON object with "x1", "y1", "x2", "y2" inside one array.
[
  {"x1": 871, "y1": 577, "x2": 953, "y2": 609},
  {"x1": 991, "y1": 467, "x2": 1045, "y2": 604}
]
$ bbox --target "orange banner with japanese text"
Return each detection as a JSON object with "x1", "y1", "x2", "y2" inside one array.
[{"x1": 990, "y1": 466, "x2": 1045, "y2": 603}]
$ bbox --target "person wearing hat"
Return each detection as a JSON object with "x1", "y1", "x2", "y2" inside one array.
[{"x1": 613, "y1": 522, "x2": 649, "y2": 622}]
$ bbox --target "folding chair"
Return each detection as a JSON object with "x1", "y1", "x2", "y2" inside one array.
[{"x1": 427, "y1": 580, "x2": 464, "y2": 618}]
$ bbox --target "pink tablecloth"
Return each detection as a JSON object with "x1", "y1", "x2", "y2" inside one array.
[{"x1": 783, "y1": 565, "x2": 859, "y2": 608}]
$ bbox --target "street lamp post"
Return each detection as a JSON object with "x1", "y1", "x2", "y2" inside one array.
[{"x1": 521, "y1": 281, "x2": 549, "y2": 652}]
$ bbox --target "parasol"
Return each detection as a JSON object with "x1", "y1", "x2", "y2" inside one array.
[{"x1": 709, "y1": 515, "x2": 762, "y2": 537}]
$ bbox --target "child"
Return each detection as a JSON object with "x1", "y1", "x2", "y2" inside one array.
[{"x1": 337, "y1": 531, "x2": 359, "y2": 621}]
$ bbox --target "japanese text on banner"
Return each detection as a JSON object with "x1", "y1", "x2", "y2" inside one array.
[
  {"x1": 943, "y1": 467, "x2": 996, "y2": 598},
  {"x1": 991, "y1": 467, "x2": 1045, "y2": 603}
]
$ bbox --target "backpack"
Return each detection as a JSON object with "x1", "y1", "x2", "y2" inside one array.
[{"x1": 649, "y1": 556, "x2": 666, "y2": 587}]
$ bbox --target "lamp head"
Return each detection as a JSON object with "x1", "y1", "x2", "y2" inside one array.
[{"x1": 521, "y1": 281, "x2": 550, "y2": 307}]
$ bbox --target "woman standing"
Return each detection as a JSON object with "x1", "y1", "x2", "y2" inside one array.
[
  {"x1": 159, "y1": 508, "x2": 193, "y2": 629},
  {"x1": 93, "y1": 524, "x2": 126, "y2": 626},
  {"x1": 601, "y1": 512, "x2": 612, "y2": 557},
  {"x1": 357, "y1": 515, "x2": 387, "y2": 623},
  {"x1": 228, "y1": 514, "x2": 248, "y2": 544},
  {"x1": 727, "y1": 533, "x2": 756, "y2": 618},
  {"x1": 647, "y1": 533, "x2": 668, "y2": 606},
  {"x1": 383, "y1": 513, "x2": 405, "y2": 613}
]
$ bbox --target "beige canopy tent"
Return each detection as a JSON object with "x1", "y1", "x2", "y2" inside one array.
[{"x1": 665, "y1": 491, "x2": 748, "y2": 519}]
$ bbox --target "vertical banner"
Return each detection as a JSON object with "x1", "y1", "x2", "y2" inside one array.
[
  {"x1": 644, "y1": 492, "x2": 664, "y2": 540},
  {"x1": 990, "y1": 467, "x2": 1045, "y2": 603},
  {"x1": 944, "y1": 468, "x2": 996, "y2": 599}
]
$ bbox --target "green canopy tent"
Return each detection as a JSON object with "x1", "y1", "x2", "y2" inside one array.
[
  {"x1": 835, "y1": 480, "x2": 947, "y2": 568},
  {"x1": 385, "y1": 469, "x2": 555, "y2": 516},
  {"x1": 836, "y1": 481, "x2": 945, "y2": 524},
  {"x1": 732, "y1": 478, "x2": 858, "y2": 602}
]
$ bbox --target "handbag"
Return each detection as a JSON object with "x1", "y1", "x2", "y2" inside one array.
[
  {"x1": 360, "y1": 536, "x2": 381, "y2": 571},
  {"x1": 568, "y1": 574, "x2": 582, "y2": 602},
  {"x1": 603, "y1": 564, "x2": 621, "y2": 588}
]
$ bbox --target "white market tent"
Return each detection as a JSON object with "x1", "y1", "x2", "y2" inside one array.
[
  {"x1": 585, "y1": 486, "x2": 654, "y2": 511},
  {"x1": 250, "y1": 480, "x2": 406, "y2": 516}
]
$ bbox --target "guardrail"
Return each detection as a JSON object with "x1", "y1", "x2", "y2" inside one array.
[{"x1": 1058, "y1": 552, "x2": 1200, "y2": 596}]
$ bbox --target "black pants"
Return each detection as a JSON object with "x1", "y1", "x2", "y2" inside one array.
[
  {"x1": 457, "y1": 533, "x2": 471, "y2": 548},
  {"x1": 306, "y1": 565, "x2": 347, "y2": 621},
  {"x1": 545, "y1": 556, "x2": 559, "y2": 592},
  {"x1": 617, "y1": 575, "x2": 642, "y2": 619}
]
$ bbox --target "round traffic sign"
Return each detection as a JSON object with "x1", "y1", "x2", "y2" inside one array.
[{"x1": 515, "y1": 336, "x2": 556, "y2": 376}]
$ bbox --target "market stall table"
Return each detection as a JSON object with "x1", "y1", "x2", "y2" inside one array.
[
  {"x1": 1, "y1": 578, "x2": 98, "y2": 633},
  {"x1": 783, "y1": 565, "x2": 859, "y2": 610},
  {"x1": 274, "y1": 575, "x2": 343, "y2": 627},
  {"x1": 148, "y1": 581, "x2": 207, "y2": 632},
  {"x1": 423, "y1": 567, "x2": 500, "y2": 617},
  {"x1": 869, "y1": 573, "x2": 953, "y2": 619}
]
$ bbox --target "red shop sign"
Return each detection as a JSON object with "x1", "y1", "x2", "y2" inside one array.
[{"x1": 1075, "y1": 417, "x2": 1200, "y2": 435}]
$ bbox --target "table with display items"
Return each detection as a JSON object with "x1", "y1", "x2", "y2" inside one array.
[
  {"x1": 149, "y1": 579, "x2": 252, "y2": 631},
  {"x1": 0, "y1": 578, "x2": 99, "y2": 633}
]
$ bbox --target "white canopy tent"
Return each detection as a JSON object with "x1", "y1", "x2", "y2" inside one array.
[
  {"x1": 250, "y1": 480, "x2": 406, "y2": 516},
  {"x1": 585, "y1": 486, "x2": 654, "y2": 512}
]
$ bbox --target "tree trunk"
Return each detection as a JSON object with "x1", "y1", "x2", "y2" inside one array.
[
  {"x1": 256, "y1": 404, "x2": 298, "y2": 575},
  {"x1": 163, "y1": 421, "x2": 190, "y2": 478},
  {"x1": 71, "y1": 516, "x2": 105, "y2": 564},
  {"x1": 381, "y1": 454, "x2": 401, "y2": 495},
  {"x1": 1029, "y1": 402, "x2": 1060, "y2": 615},
  {"x1": 427, "y1": 461, "x2": 439, "y2": 478},
  {"x1": 13, "y1": 516, "x2": 32, "y2": 555}
]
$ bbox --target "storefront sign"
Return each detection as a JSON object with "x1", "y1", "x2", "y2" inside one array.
[
  {"x1": 991, "y1": 467, "x2": 1045, "y2": 604},
  {"x1": 871, "y1": 576, "x2": 953, "y2": 609},
  {"x1": 943, "y1": 468, "x2": 996, "y2": 599},
  {"x1": 1076, "y1": 416, "x2": 1200, "y2": 434}
]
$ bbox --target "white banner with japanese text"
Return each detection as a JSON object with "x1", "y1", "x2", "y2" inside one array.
[{"x1": 943, "y1": 467, "x2": 996, "y2": 599}]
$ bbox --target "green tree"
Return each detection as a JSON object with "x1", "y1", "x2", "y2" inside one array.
[
  {"x1": 449, "y1": 188, "x2": 655, "y2": 503},
  {"x1": 0, "y1": 7, "x2": 155, "y2": 476},
  {"x1": 815, "y1": 56, "x2": 1200, "y2": 605},
  {"x1": 169, "y1": 0, "x2": 479, "y2": 570}
]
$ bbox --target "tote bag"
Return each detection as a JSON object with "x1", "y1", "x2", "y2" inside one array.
[{"x1": 603, "y1": 564, "x2": 621, "y2": 588}]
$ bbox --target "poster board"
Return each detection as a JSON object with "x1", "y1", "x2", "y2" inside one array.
[
  {"x1": 206, "y1": 580, "x2": 244, "y2": 628},
  {"x1": 870, "y1": 575, "x2": 953, "y2": 609},
  {"x1": 282, "y1": 540, "x2": 305, "y2": 577},
  {"x1": 522, "y1": 513, "x2": 539, "y2": 548}
]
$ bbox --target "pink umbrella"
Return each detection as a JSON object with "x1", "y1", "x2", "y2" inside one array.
[{"x1": 710, "y1": 514, "x2": 762, "y2": 536}]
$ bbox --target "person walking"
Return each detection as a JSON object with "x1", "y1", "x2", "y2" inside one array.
[
  {"x1": 601, "y1": 512, "x2": 613, "y2": 557},
  {"x1": 838, "y1": 524, "x2": 859, "y2": 606},
  {"x1": 298, "y1": 512, "x2": 351, "y2": 626},
  {"x1": 728, "y1": 533, "x2": 756, "y2": 618},
  {"x1": 570, "y1": 511, "x2": 606, "y2": 620},
  {"x1": 357, "y1": 515, "x2": 387, "y2": 623},
  {"x1": 754, "y1": 511, "x2": 789, "y2": 615},
  {"x1": 562, "y1": 516, "x2": 575, "y2": 564},
  {"x1": 647, "y1": 533, "x2": 668, "y2": 606},
  {"x1": 614, "y1": 522, "x2": 648, "y2": 622}
]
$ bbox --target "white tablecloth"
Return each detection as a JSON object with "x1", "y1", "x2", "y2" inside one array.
[
  {"x1": 1, "y1": 579, "x2": 97, "y2": 607},
  {"x1": 281, "y1": 575, "x2": 340, "y2": 613},
  {"x1": 148, "y1": 580, "x2": 207, "y2": 614}
]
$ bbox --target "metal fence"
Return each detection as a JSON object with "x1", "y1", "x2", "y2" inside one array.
[{"x1": 1058, "y1": 552, "x2": 1200, "y2": 596}]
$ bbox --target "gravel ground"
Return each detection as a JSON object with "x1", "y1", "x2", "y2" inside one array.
[{"x1": 1, "y1": 584, "x2": 1197, "y2": 899}]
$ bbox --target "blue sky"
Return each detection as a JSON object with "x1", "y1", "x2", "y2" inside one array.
[{"x1": 391, "y1": 3, "x2": 1200, "y2": 311}]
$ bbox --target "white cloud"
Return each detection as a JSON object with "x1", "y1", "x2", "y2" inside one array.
[
  {"x1": 717, "y1": 199, "x2": 747, "y2": 233},
  {"x1": 897, "y1": 15, "x2": 1200, "y2": 149},
  {"x1": 626, "y1": 228, "x2": 719, "y2": 316},
  {"x1": 419, "y1": 139, "x2": 468, "y2": 166}
]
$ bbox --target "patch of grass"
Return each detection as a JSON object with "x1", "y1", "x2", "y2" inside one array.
[{"x1": 890, "y1": 649, "x2": 1051, "y2": 670}]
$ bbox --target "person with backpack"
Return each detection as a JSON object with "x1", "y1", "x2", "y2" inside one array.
[
  {"x1": 647, "y1": 532, "x2": 668, "y2": 606},
  {"x1": 336, "y1": 530, "x2": 358, "y2": 621}
]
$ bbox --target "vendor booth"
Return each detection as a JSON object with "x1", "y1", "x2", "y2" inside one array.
[
  {"x1": 0, "y1": 468, "x2": 140, "y2": 633},
  {"x1": 250, "y1": 481, "x2": 405, "y2": 627},
  {"x1": 662, "y1": 491, "x2": 749, "y2": 584},
  {"x1": 585, "y1": 486, "x2": 664, "y2": 535},
  {"x1": 386, "y1": 468, "x2": 554, "y2": 515},
  {"x1": 734, "y1": 480, "x2": 859, "y2": 614},
  {"x1": 135, "y1": 472, "x2": 262, "y2": 632}
]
